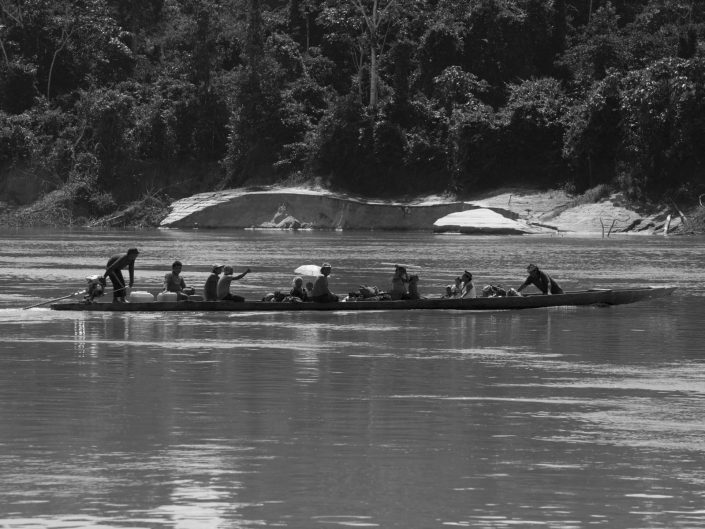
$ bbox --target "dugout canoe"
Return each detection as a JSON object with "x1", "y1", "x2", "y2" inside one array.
[{"x1": 50, "y1": 286, "x2": 676, "y2": 312}]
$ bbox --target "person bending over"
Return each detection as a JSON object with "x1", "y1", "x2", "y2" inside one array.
[
  {"x1": 517, "y1": 264, "x2": 563, "y2": 295},
  {"x1": 103, "y1": 248, "x2": 138, "y2": 303}
]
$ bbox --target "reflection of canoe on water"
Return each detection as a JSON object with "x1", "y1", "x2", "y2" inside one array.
[{"x1": 50, "y1": 286, "x2": 676, "y2": 312}]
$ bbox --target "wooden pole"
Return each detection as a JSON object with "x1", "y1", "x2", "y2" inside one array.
[{"x1": 22, "y1": 290, "x2": 85, "y2": 310}]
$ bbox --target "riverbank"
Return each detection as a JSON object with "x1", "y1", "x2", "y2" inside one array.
[
  {"x1": 0, "y1": 184, "x2": 693, "y2": 235},
  {"x1": 157, "y1": 185, "x2": 679, "y2": 235}
]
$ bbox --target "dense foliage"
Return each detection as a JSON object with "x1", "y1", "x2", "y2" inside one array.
[{"x1": 1, "y1": 0, "x2": 705, "y2": 219}]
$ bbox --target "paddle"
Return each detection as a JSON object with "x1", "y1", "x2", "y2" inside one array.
[
  {"x1": 21, "y1": 281, "x2": 132, "y2": 310},
  {"x1": 22, "y1": 289, "x2": 86, "y2": 310}
]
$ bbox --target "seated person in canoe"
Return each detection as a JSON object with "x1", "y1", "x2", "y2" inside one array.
[
  {"x1": 217, "y1": 265, "x2": 251, "y2": 302},
  {"x1": 163, "y1": 260, "x2": 194, "y2": 301},
  {"x1": 203, "y1": 263, "x2": 224, "y2": 301},
  {"x1": 450, "y1": 276, "x2": 463, "y2": 297},
  {"x1": 517, "y1": 264, "x2": 564, "y2": 295},
  {"x1": 459, "y1": 271, "x2": 477, "y2": 298},
  {"x1": 390, "y1": 265, "x2": 410, "y2": 300},
  {"x1": 311, "y1": 263, "x2": 339, "y2": 303},
  {"x1": 289, "y1": 276, "x2": 308, "y2": 301}
]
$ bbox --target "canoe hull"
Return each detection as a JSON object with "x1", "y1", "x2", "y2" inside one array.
[{"x1": 50, "y1": 287, "x2": 676, "y2": 312}]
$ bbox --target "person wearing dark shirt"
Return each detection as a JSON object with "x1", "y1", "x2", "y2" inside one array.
[
  {"x1": 203, "y1": 263, "x2": 224, "y2": 301},
  {"x1": 390, "y1": 265, "x2": 410, "y2": 300},
  {"x1": 103, "y1": 248, "x2": 138, "y2": 303},
  {"x1": 311, "y1": 263, "x2": 338, "y2": 302},
  {"x1": 289, "y1": 276, "x2": 308, "y2": 301},
  {"x1": 517, "y1": 264, "x2": 564, "y2": 295}
]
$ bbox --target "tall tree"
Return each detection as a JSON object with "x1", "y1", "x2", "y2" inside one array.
[
  {"x1": 349, "y1": 0, "x2": 396, "y2": 110},
  {"x1": 0, "y1": 0, "x2": 132, "y2": 100},
  {"x1": 319, "y1": 0, "x2": 405, "y2": 110}
]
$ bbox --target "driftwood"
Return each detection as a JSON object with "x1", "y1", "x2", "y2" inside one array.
[
  {"x1": 600, "y1": 213, "x2": 631, "y2": 237},
  {"x1": 600, "y1": 218, "x2": 617, "y2": 238}
]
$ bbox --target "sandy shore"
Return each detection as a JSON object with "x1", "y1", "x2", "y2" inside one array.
[{"x1": 158, "y1": 186, "x2": 675, "y2": 235}]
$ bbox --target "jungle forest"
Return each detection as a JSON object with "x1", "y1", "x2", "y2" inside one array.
[{"x1": 1, "y1": 0, "x2": 705, "y2": 222}]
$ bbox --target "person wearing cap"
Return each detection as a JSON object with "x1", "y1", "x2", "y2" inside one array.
[
  {"x1": 103, "y1": 248, "x2": 139, "y2": 303},
  {"x1": 390, "y1": 264, "x2": 410, "y2": 300},
  {"x1": 203, "y1": 263, "x2": 224, "y2": 301},
  {"x1": 311, "y1": 263, "x2": 338, "y2": 303},
  {"x1": 517, "y1": 264, "x2": 563, "y2": 295},
  {"x1": 217, "y1": 266, "x2": 251, "y2": 302}
]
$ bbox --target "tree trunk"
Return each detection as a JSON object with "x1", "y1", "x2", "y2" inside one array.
[
  {"x1": 369, "y1": 43, "x2": 378, "y2": 109},
  {"x1": 47, "y1": 28, "x2": 73, "y2": 99}
]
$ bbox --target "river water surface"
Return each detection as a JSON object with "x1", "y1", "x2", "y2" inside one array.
[{"x1": 0, "y1": 229, "x2": 704, "y2": 529}]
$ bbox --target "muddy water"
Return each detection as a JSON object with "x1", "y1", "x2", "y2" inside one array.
[{"x1": 0, "y1": 229, "x2": 704, "y2": 528}]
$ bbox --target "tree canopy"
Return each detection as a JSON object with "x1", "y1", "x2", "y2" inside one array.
[{"x1": 2, "y1": 0, "x2": 705, "y2": 220}]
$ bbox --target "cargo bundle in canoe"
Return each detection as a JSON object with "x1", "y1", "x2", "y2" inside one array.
[{"x1": 49, "y1": 286, "x2": 676, "y2": 312}]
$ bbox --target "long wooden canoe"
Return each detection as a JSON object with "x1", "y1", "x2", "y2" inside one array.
[{"x1": 50, "y1": 286, "x2": 676, "y2": 312}]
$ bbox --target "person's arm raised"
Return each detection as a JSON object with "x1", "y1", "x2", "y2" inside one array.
[{"x1": 233, "y1": 268, "x2": 251, "y2": 281}]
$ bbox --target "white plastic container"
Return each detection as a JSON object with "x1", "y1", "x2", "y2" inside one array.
[
  {"x1": 128, "y1": 291, "x2": 155, "y2": 303},
  {"x1": 157, "y1": 291, "x2": 178, "y2": 302}
]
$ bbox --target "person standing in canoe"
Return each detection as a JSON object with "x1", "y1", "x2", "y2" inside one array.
[
  {"x1": 203, "y1": 263, "x2": 224, "y2": 301},
  {"x1": 103, "y1": 248, "x2": 138, "y2": 303},
  {"x1": 517, "y1": 264, "x2": 564, "y2": 295},
  {"x1": 217, "y1": 266, "x2": 250, "y2": 302},
  {"x1": 311, "y1": 263, "x2": 339, "y2": 303}
]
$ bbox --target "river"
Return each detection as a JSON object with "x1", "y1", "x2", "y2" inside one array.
[{"x1": 0, "y1": 228, "x2": 704, "y2": 529}]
